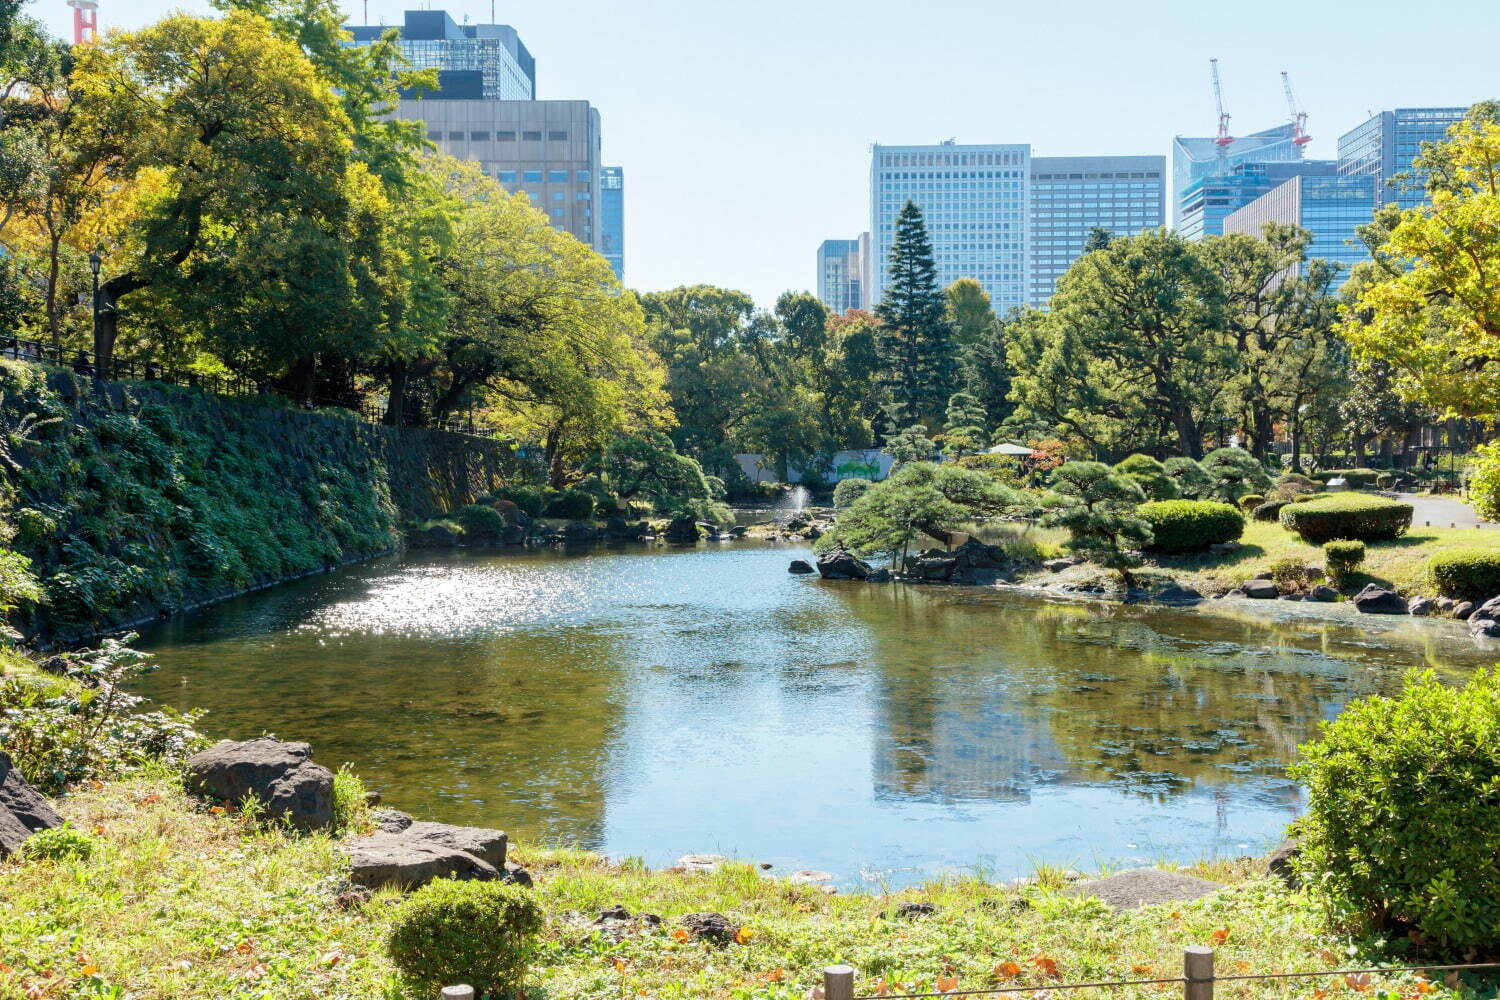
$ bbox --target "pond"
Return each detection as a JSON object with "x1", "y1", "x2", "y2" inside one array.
[{"x1": 131, "y1": 540, "x2": 1496, "y2": 887}]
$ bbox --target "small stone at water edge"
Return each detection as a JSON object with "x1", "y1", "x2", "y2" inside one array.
[
  {"x1": 678, "y1": 853, "x2": 725, "y2": 873},
  {"x1": 788, "y1": 869, "x2": 834, "y2": 884}
]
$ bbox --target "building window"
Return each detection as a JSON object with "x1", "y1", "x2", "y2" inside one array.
[
  {"x1": 552, "y1": 191, "x2": 564, "y2": 201},
  {"x1": 470, "y1": 131, "x2": 490, "y2": 141},
  {"x1": 548, "y1": 131, "x2": 568, "y2": 141},
  {"x1": 551, "y1": 208, "x2": 564, "y2": 218},
  {"x1": 548, "y1": 169, "x2": 568, "y2": 182},
  {"x1": 522, "y1": 130, "x2": 542, "y2": 141},
  {"x1": 496, "y1": 131, "x2": 517, "y2": 141},
  {"x1": 426, "y1": 130, "x2": 442, "y2": 141},
  {"x1": 499, "y1": 170, "x2": 517, "y2": 182},
  {"x1": 523, "y1": 170, "x2": 542, "y2": 182},
  {"x1": 447, "y1": 131, "x2": 464, "y2": 141},
  {"x1": 576, "y1": 191, "x2": 591, "y2": 200},
  {"x1": 577, "y1": 170, "x2": 592, "y2": 182}
]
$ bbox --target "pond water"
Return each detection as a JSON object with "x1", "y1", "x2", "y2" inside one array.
[{"x1": 132, "y1": 541, "x2": 1497, "y2": 887}]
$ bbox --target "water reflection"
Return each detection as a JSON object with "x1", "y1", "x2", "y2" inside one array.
[{"x1": 132, "y1": 544, "x2": 1496, "y2": 884}]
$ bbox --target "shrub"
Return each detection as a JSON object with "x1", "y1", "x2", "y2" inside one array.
[
  {"x1": 495, "y1": 487, "x2": 544, "y2": 519},
  {"x1": 955, "y1": 453, "x2": 1024, "y2": 486},
  {"x1": 1269, "y1": 556, "x2": 1314, "y2": 593},
  {"x1": 1427, "y1": 548, "x2": 1500, "y2": 600},
  {"x1": 1162, "y1": 456, "x2": 1211, "y2": 499},
  {"x1": 1317, "y1": 467, "x2": 1381, "y2": 489},
  {"x1": 1252, "y1": 499, "x2": 1288, "y2": 522},
  {"x1": 1375, "y1": 472, "x2": 1396, "y2": 490},
  {"x1": 1292, "y1": 669, "x2": 1500, "y2": 950},
  {"x1": 1323, "y1": 540, "x2": 1366, "y2": 586},
  {"x1": 1200, "y1": 447, "x2": 1275, "y2": 503},
  {"x1": 1279, "y1": 494, "x2": 1412, "y2": 544},
  {"x1": 456, "y1": 504, "x2": 506, "y2": 540},
  {"x1": 832, "y1": 477, "x2": 873, "y2": 508},
  {"x1": 1237, "y1": 493, "x2": 1265, "y2": 512},
  {"x1": 1469, "y1": 443, "x2": 1500, "y2": 522},
  {"x1": 1113, "y1": 454, "x2": 1180, "y2": 501},
  {"x1": 20, "y1": 824, "x2": 98, "y2": 863},
  {"x1": 543, "y1": 489, "x2": 595, "y2": 520},
  {"x1": 1042, "y1": 462, "x2": 1151, "y2": 583},
  {"x1": 1137, "y1": 500, "x2": 1244, "y2": 555},
  {"x1": 386, "y1": 879, "x2": 545, "y2": 997},
  {"x1": 1273, "y1": 473, "x2": 1320, "y2": 501}
]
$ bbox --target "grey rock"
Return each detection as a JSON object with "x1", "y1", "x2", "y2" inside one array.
[
  {"x1": 598, "y1": 905, "x2": 631, "y2": 922},
  {"x1": 1043, "y1": 557, "x2": 1082, "y2": 572},
  {"x1": 1437, "y1": 597, "x2": 1456, "y2": 613},
  {"x1": 1226, "y1": 589, "x2": 1247, "y2": 598},
  {"x1": 1155, "y1": 583, "x2": 1203, "y2": 604},
  {"x1": 680, "y1": 911, "x2": 738, "y2": 945},
  {"x1": 1408, "y1": 596, "x2": 1437, "y2": 617},
  {"x1": 1279, "y1": 593, "x2": 1304, "y2": 601},
  {"x1": 1062, "y1": 868, "x2": 1224, "y2": 911},
  {"x1": 816, "y1": 549, "x2": 871, "y2": 581},
  {"x1": 788, "y1": 559, "x2": 814, "y2": 575},
  {"x1": 373, "y1": 808, "x2": 414, "y2": 833},
  {"x1": 0, "y1": 751, "x2": 64, "y2": 859},
  {"x1": 678, "y1": 853, "x2": 725, "y2": 872},
  {"x1": 1241, "y1": 579, "x2": 1279, "y2": 599},
  {"x1": 1252, "y1": 570, "x2": 1275, "y2": 581},
  {"x1": 866, "y1": 568, "x2": 892, "y2": 584},
  {"x1": 185, "y1": 738, "x2": 334, "y2": 831},
  {"x1": 419, "y1": 524, "x2": 459, "y2": 548},
  {"x1": 894, "y1": 901, "x2": 939, "y2": 918},
  {"x1": 1454, "y1": 601, "x2": 1476, "y2": 621},
  {"x1": 1265, "y1": 840, "x2": 1301, "y2": 888},
  {"x1": 403, "y1": 820, "x2": 507, "y2": 869},
  {"x1": 1471, "y1": 597, "x2": 1500, "y2": 638},
  {"x1": 1307, "y1": 585, "x2": 1338, "y2": 602},
  {"x1": 343, "y1": 832, "x2": 500, "y2": 890},
  {"x1": 664, "y1": 517, "x2": 702, "y2": 543},
  {"x1": 1352, "y1": 584, "x2": 1408, "y2": 615},
  {"x1": 503, "y1": 861, "x2": 534, "y2": 887},
  {"x1": 500, "y1": 524, "x2": 527, "y2": 545},
  {"x1": 910, "y1": 556, "x2": 957, "y2": 581}
]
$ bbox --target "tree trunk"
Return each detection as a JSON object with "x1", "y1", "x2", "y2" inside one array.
[
  {"x1": 1353, "y1": 432, "x2": 1368, "y2": 467},
  {"x1": 385, "y1": 360, "x2": 408, "y2": 426},
  {"x1": 45, "y1": 232, "x2": 62, "y2": 351},
  {"x1": 1251, "y1": 407, "x2": 1274, "y2": 464},
  {"x1": 287, "y1": 355, "x2": 316, "y2": 405},
  {"x1": 1289, "y1": 407, "x2": 1303, "y2": 473},
  {"x1": 1172, "y1": 409, "x2": 1203, "y2": 460},
  {"x1": 92, "y1": 285, "x2": 118, "y2": 380},
  {"x1": 545, "y1": 427, "x2": 566, "y2": 489}
]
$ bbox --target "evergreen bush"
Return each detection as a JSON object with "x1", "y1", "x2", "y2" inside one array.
[
  {"x1": 1113, "y1": 454, "x2": 1180, "y2": 501},
  {"x1": 496, "y1": 487, "x2": 544, "y2": 518},
  {"x1": 1252, "y1": 499, "x2": 1288, "y2": 522},
  {"x1": 1469, "y1": 444, "x2": 1500, "y2": 522},
  {"x1": 543, "y1": 489, "x2": 596, "y2": 520},
  {"x1": 1279, "y1": 494, "x2": 1412, "y2": 544},
  {"x1": 1238, "y1": 493, "x2": 1265, "y2": 512},
  {"x1": 386, "y1": 879, "x2": 544, "y2": 998},
  {"x1": 1162, "y1": 456, "x2": 1211, "y2": 499},
  {"x1": 1137, "y1": 500, "x2": 1244, "y2": 554},
  {"x1": 1269, "y1": 556, "x2": 1314, "y2": 592},
  {"x1": 832, "y1": 477, "x2": 872, "y2": 508},
  {"x1": 1291, "y1": 670, "x2": 1500, "y2": 950},
  {"x1": 1427, "y1": 548, "x2": 1500, "y2": 600},
  {"x1": 1323, "y1": 540, "x2": 1366, "y2": 586},
  {"x1": 456, "y1": 504, "x2": 506, "y2": 540},
  {"x1": 1200, "y1": 447, "x2": 1275, "y2": 503}
]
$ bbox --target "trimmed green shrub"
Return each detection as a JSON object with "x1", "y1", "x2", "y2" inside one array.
[
  {"x1": 1113, "y1": 454, "x2": 1180, "y2": 501},
  {"x1": 1316, "y1": 467, "x2": 1382, "y2": 489},
  {"x1": 1375, "y1": 473, "x2": 1396, "y2": 490},
  {"x1": 1252, "y1": 499, "x2": 1288, "y2": 522},
  {"x1": 386, "y1": 879, "x2": 544, "y2": 998},
  {"x1": 1427, "y1": 548, "x2": 1500, "y2": 600},
  {"x1": 1200, "y1": 447, "x2": 1275, "y2": 503},
  {"x1": 1273, "y1": 473, "x2": 1320, "y2": 500},
  {"x1": 832, "y1": 477, "x2": 873, "y2": 508},
  {"x1": 456, "y1": 504, "x2": 506, "y2": 540},
  {"x1": 1269, "y1": 556, "x2": 1314, "y2": 593},
  {"x1": 1279, "y1": 494, "x2": 1412, "y2": 544},
  {"x1": 1470, "y1": 443, "x2": 1500, "y2": 522},
  {"x1": 1291, "y1": 669, "x2": 1500, "y2": 949},
  {"x1": 496, "y1": 487, "x2": 544, "y2": 519},
  {"x1": 1238, "y1": 493, "x2": 1265, "y2": 512},
  {"x1": 1137, "y1": 499, "x2": 1244, "y2": 554},
  {"x1": 1162, "y1": 456, "x2": 1211, "y2": 499},
  {"x1": 544, "y1": 489, "x2": 596, "y2": 520},
  {"x1": 1323, "y1": 540, "x2": 1365, "y2": 586}
]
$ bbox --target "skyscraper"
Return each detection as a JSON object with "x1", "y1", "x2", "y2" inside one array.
[
  {"x1": 1171, "y1": 122, "x2": 1308, "y2": 238},
  {"x1": 816, "y1": 239, "x2": 863, "y2": 314},
  {"x1": 869, "y1": 142, "x2": 1030, "y2": 313},
  {"x1": 1337, "y1": 107, "x2": 1468, "y2": 210},
  {"x1": 1176, "y1": 159, "x2": 1337, "y2": 242},
  {"x1": 600, "y1": 167, "x2": 624, "y2": 281},
  {"x1": 348, "y1": 10, "x2": 535, "y2": 100},
  {"x1": 1029, "y1": 155, "x2": 1166, "y2": 306},
  {"x1": 1223, "y1": 174, "x2": 1376, "y2": 276}
]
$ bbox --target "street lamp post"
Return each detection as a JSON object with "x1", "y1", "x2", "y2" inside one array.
[{"x1": 88, "y1": 249, "x2": 101, "y2": 375}]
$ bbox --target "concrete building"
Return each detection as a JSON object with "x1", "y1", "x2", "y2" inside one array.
[
  {"x1": 400, "y1": 99, "x2": 602, "y2": 246},
  {"x1": 869, "y1": 142, "x2": 1030, "y2": 313},
  {"x1": 600, "y1": 166, "x2": 624, "y2": 281},
  {"x1": 816, "y1": 238, "x2": 864, "y2": 314},
  {"x1": 348, "y1": 10, "x2": 535, "y2": 100},
  {"x1": 1172, "y1": 122, "x2": 1306, "y2": 237},
  {"x1": 1338, "y1": 107, "x2": 1468, "y2": 211},
  {"x1": 1176, "y1": 159, "x2": 1337, "y2": 242},
  {"x1": 1223, "y1": 174, "x2": 1376, "y2": 275},
  {"x1": 1029, "y1": 155, "x2": 1166, "y2": 306}
]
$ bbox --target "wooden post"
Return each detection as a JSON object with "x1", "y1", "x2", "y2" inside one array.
[
  {"x1": 1184, "y1": 947, "x2": 1214, "y2": 1000},
  {"x1": 440, "y1": 987, "x2": 475, "y2": 1000},
  {"x1": 825, "y1": 964, "x2": 857, "y2": 1000}
]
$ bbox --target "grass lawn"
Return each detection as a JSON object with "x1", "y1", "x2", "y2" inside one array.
[{"x1": 0, "y1": 776, "x2": 1479, "y2": 1000}]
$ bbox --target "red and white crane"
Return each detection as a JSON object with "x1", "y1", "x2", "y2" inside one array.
[
  {"x1": 1281, "y1": 71, "x2": 1312, "y2": 146},
  {"x1": 1210, "y1": 58, "x2": 1234, "y2": 149},
  {"x1": 65, "y1": 0, "x2": 98, "y2": 45}
]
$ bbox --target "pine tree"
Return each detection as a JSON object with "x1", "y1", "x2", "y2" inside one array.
[
  {"x1": 942, "y1": 390, "x2": 989, "y2": 458},
  {"x1": 876, "y1": 201, "x2": 957, "y2": 419}
]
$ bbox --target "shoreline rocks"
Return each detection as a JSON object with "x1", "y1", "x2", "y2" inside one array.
[
  {"x1": 185, "y1": 738, "x2": 334, "y2": 831},
  {"x1": 0, "y1": 751, "x2": 64, "y2": 858},
  {"x1": 1352, "y1": 584, "x2": 1407, "y2": 615},
  {"x1": 342, "y1": 812, "x2": 527, "y2": 890}
]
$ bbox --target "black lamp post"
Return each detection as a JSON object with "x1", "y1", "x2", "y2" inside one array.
[{"x1": 88, "y1": 249, "x2": 102, "y2": 371}]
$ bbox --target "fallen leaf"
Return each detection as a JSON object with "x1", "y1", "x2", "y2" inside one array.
[
  {"x1": 1169, "y1": 911, "x2": 1182, "y2": 920},
  {"x1": 209, "y1": 806, "x2": 226, "y2": 815},
  {"x1": 235, "y1": 941, "x2": 254, "y2": 955},
  {"x1": 141, "y1": 794, "x2": 161, "y2": 804},
  {"x1": 319, "y1": 949, "x2": 342, "y2": 968},
  {"x1": 1209, "y1": 929, "x2": 1230, "y2": 947},
  {"x1": 245, "y1": 962, "x2": 268, "y2": 981},
  {"x1": 1031, "y1": 953, "x2": 1061, "y2": 979},
  {"x1": 612, "y1": 958, "x2": 628, "y2": 973},
  {"x1": 993, "y1": 962, "x2": 1022, "y2": 980},
  {"x1": 671, "y1": 928, "x2": 690, "y2": 943},
  {"x1": 1317, "y1": 949, "x2": 1339, "y2": 964},
  {"x1": 1131, "y1": 964, "x2": 1156, "y2": 976},
  {"x1": 758, "y1": 969, "x2": 785, "y2": 983},
  {"x1": 0, "y1": 962, "x2": 11, "y2": 975},
  {"x1": 936, "y1": 976, "x2": 959, "y2": 993},
  {"x1": 735, "y1": 927, "x2": 755, "y2": 945},
  {"x1": 88, "y1": 780, "x2": 103, "y2": 791},
  {"x1": 79, "y1": 965, "x2": 98, "y2": 976},
  {"x1": 874, "y1": 978, "x2": 892, "y2": 995},
  {"x1": 1312, "y1": 989, "x2": 1328, "y2": 999},
  {"x1": 1234, "y1": 962, "x2": 1251, "y2": 974},
  {"x1": 1346, "y1": 973, "x2": 1371, "y2": 992}
]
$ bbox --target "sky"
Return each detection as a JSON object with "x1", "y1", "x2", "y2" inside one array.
[{"x1": 23, "y1": 0, "x2": 1500, "y2": 307}]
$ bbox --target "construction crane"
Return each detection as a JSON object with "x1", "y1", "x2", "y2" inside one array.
[
  {"x1": 1210, "y1": 58, "x2": 1233, "y2": 148},
  {"x1": 65, "y1": 0, "x2": 97, "y2": 45},
  {"x1": 1281, "y1": 71, "x2": 1312, "y2": 146}
]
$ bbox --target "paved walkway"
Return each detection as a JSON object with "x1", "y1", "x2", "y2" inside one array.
[{"x1": 1397, "y1": 492, "x2": 1493, "y2": 528}]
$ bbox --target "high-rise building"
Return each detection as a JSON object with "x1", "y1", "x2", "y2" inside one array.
[
  {"x1": 600, "y1": 166, "x2": 624, "y2": 281},
  {"x1": 348, "y1": 10, "x2": 535, "y2": 100},
  {"x1": 1029, "y1": 155, "x2": 1166, "y2": 306},
  {"x1": 816, "y1": 239, "x2": 864, "y2": 314},
  {"x1": 346, "y1": 10, "x2": 606, "y2": 253},
  {"x1": 1172, "y1": 122, "x2": 1306, "y2": 238},
  {"x1": 1337, "y1": 107, "x2": 1468, "y2": 211},
  {"x1": 869, "y1": 142, "x2": 1030, "y2": 313},
  {"x1": 1176, "y1": 159, "x2": 1337, "y2": 242},
  {"x1": 1222, "y1": 174, "x2": 1376, "y2": 276}
]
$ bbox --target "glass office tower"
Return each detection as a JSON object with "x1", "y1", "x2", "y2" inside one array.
[
  {"x1": 600, "y1": 167, "x2": 624, "y2": 281},
  {"x1": 1337, "y1": 107, "x2": 1468, "y2": 210},
  {"x1": 1223, "y1": 174, "x2": 1376, "y2": 275}
]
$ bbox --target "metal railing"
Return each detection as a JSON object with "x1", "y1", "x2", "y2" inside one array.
[{"x1": 0, "y1": 335, "x2": 484, "y2": 437}]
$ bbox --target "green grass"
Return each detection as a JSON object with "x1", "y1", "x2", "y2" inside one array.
[{"x1": 0, "y1": 777, "x2": 1476, "y2": 1000}]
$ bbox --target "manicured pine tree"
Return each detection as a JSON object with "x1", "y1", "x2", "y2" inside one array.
[
  {"x1": 876, "y1": 201, "x2": 957, "y2": 419},
  {"x1": 942, "y1": 390, "x2": 989, "y2": 458}
]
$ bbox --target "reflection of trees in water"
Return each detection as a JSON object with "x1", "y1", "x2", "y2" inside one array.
[{"x1": 823, "y1": 585, "x2": 1482, "y2": 808}]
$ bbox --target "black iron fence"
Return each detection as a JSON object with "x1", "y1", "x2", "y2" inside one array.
[{"x1": 0, "y1": 335, "x2": 483, "y2": 437}]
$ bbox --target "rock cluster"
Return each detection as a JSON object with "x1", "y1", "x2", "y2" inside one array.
[
  {"x1": 0, "y1": 751, "x2": 64, "y2": 859},
  {"x1": 185, "y1": 738, "x2": 334, "y2": 831},
  {"x1": 904, "y1": 539, "x2": 1012, "y2": 585},
  {"x1": 816, "y1": 548, "x2": 871, "y2": 580},
  {"x1": 1062, "y1": 868, "x2": 1224, "y2": 911},
  {"x1": 342, "y1": 810, "x2": 530, "y2": 890}
]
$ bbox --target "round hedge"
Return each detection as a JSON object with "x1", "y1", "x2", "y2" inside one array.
[
  {"x1": 833, "y1": 477, "x2": 873, "y2": 508},
  {"x1": 1238, "y1": 493, "x2": 1265, "y2": 512},
  {"x1": 544, "y1": 488, "x2": 596, "y2": 520},
  {"x1": 1278, "y1": 494, "x2": 1412, "y2": 544},
  {"x1": 1138, "y1": 499, "x2": 1244, "y2": 554},
  {"x1": 457, "y1": 504, "x2": 506, "y2": 539},
  {"x1": 1428, "y1": 548, "x2": 1500, "y2": 600},
  {"x1": 496, "y1": 486, "x2": 544, "y2": 518},
  {"x1": 387, "y1": 879, "x2": 544, "y2": 998},
  {"x1": 1314, "y1": 467, "x2": 1382, "y2": 489}
]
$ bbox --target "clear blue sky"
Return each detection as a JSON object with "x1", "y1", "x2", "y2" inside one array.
[{"x1": 23, "y1": 0, "x2": 1500, "y2": 306}]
